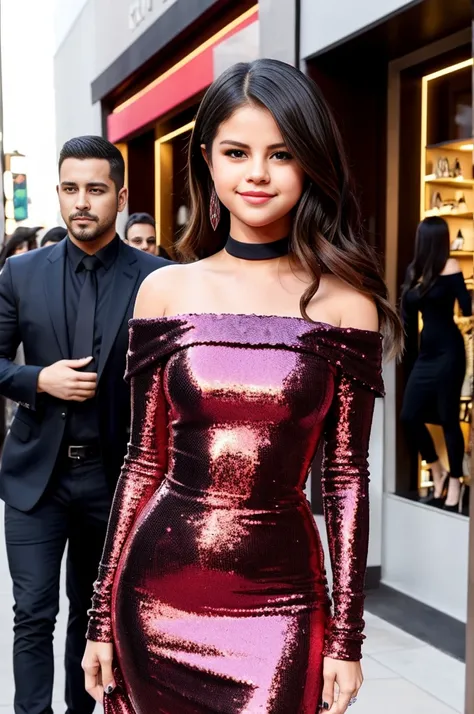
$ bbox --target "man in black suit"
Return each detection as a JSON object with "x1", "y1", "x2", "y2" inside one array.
[{"x1": 0, "y1": 136, "x2": 169, "y2": 714}]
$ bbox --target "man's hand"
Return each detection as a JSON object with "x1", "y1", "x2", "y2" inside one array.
[{"x1": 37, "y1": 357, "x2": 97, "y2": 401}]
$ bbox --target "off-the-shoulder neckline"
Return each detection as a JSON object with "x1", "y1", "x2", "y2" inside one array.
[{"x1": 130, "y1": 312, "x2": 382, "y2": 337}]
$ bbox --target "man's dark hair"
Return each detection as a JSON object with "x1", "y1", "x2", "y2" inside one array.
[
  {"x1": 40, "y1": 226, "x2": 68, "y2": 247},
  {"x1": 124, "y1": 212, "x2": 156, "y2": 240},
  {"x1": 58, "y1": 136, "x2": 125, "y2": 192}
]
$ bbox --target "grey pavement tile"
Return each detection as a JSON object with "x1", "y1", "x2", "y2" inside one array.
[
  {"x1": 364, "y1": 611, "x2": 427, "y2": 654},
  {"x1": 357, "y1": 678, "x2": 461, "y2": 714},
  {"x1": 372, "y1": 644, "x2": 465, "y2": 713},
  {"x1": 362, "y1": 654, "x2": 400, "y2": 680}
]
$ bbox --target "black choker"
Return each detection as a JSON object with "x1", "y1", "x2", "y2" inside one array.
[{"x1": 225, "y1": 235, "x2": 290, "y2": 260}]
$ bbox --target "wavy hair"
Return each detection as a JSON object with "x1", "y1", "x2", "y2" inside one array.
[
  {"x1": 402, "y1": 217, "x2": 450, "y2": 298},
  {"x1": 177, "y1": 59, "x2": 403, "y2": 357}
]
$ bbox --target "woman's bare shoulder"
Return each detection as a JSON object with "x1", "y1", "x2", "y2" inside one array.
[
  {"x1": 322, "y1": 274, "x2": 379, "y2": 332},
  {"x1": 134, "y1": 263, "x2": 197, "y2": 318},
  {"x1": 440, "y1": 257, "x2": 462, "y2": 276}
]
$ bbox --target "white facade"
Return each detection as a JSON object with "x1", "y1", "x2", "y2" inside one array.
[
  {"x1": 1, "y1": 0, "x2": 59, "y2": 230},
  {"x1": 54, "y1": 0, "x2": 89, "y2": 50},
  {"x1": 54, "y1": 1, "x2": 102, "y2": 149}
]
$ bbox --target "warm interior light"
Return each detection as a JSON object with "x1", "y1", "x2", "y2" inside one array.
[
  {"x1": 157, "y1": 121, "x2": 195, "y2": 145},
  {"x1": 154, "y1": 120, "x2": 195, "y2": 250},
  {"x1": 424, "y1": 58, "x2": 473, "y2": 82},
  {"x1": 459, "y1": 143, "x2": 474, "y2": 152},
  {"x1": 114, "y1": 6, "x2": 258, "y2": 115},
  {"x1": 420, "y1": 58, "x2": 474, "y2": 217},
  {"x1": 115, "y1": 143, "x2": 129, "y2": 188}
]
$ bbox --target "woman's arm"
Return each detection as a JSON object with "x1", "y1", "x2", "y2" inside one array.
[
  {"x1": 442, "y1": 258, "x2": 472, "y2": 317},
  {"x1": 322, "y1": 291, "x2": 379, "y2": 660},
  {"x1": 452, "y1": 273, "x2": 472, "y2": 317},
  {"x1": 321, "y1": 373, "x2": 376, "y2": 660}
]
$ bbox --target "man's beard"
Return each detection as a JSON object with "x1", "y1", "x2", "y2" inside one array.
[{"x1": 68, "y1": 215, "x2": 115, "y2": 242}]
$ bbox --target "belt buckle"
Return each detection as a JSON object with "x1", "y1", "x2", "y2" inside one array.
[{"x1": 68, "y1": 446, "x2": 84, "y2": 460}]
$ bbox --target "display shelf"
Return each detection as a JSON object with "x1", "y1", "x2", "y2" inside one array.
[
  {"x1": 424, "y1": 176, "x2": 474, "y2": 188},
  {"x1": 418, "y1": 60, "x2": 473, "y2": 494},
  {"x1": 426, "y1": 138, "x2": 474, "y2": 152},
  {"x1": 424, "y1": 210, "x2": 473, "y2": 219}
]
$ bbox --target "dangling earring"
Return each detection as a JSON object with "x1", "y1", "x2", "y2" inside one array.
[{"x1": 210, "y1": 186, "x2": 221, "y2": 231}]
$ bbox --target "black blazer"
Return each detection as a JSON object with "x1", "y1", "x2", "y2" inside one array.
[{"x1": 0, "y1": 238, "x2": 169, "y2": 512}]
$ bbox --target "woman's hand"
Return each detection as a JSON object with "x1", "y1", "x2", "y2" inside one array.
[
  {"x1": 82, "y1": 640, "x2": 115, "y2": 704},
  {"x1": 319, "y1": 657, "x2": 363, "y2": 713}
]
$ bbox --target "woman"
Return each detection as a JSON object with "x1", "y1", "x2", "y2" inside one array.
[
  {"x1": 401, "y1": 216, "x2": 472, "y2": 511},
  {"x1": 0, "y1": 226, "x2": 42, "y2": 268},
  {"x1": 84, "y1": 59, "x2": 402, "y2": 714},
  {"x1": 0, "y1": 230, "x2": 29, "y2": 268},
  {"x1": 40, "y1": 225, "x2": 67, "y2": 247}
]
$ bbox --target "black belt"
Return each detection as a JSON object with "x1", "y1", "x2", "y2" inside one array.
[{"x1": 67, "y1": 444, "x2": 101, "y2": 461}]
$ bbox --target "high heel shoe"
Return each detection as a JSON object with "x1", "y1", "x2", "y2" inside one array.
[
  {"x1": 420, "y1": 470, "x2": 448, "y2": 506},
  {"x1": 443, "y1": 478, "x2": 466, "y2": 514}
]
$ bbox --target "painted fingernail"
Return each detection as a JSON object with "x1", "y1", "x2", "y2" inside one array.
[
  {"x1": 104, "y1": 683, "x2": 115, "y2": 694},
  {"x1": 322, "y1": 704, "x2": 330, "y2": 711}
]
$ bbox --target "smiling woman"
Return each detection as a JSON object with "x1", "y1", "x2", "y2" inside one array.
[
  {"x1": 203, "y1": 108, "x2": 304, "y2": 232},
  {"x1": 178, "y1": 59, "x2": 402, "y2": 357},
  {"x1": 84, "y1": 59, "x2": 402, "y2": 714}
]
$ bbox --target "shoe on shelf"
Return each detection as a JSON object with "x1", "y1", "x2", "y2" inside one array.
[
  {"x1": 456, "y1": 192, "x2": 468, "y2": 213},
  {"x1": 450, "y1": 230, "x2": 465, "y2": 251}
]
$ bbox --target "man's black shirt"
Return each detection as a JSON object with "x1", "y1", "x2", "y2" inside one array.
[{"x1": 64, "y1": 235, "x2": 119, "y2": 444}]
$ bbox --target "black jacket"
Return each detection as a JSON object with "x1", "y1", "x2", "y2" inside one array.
[{"x1": 0, "y1": 238, "x2": 169, "y2": 511}]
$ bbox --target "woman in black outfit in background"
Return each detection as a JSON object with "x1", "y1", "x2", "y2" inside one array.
[{"x1": 401, "y1": 217, "x2": 472, "y2": 511}]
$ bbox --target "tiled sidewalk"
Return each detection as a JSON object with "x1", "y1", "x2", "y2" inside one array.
[
  {"x1": 0, "y1": 510, "x2": 465, "y2": 712},
  {"x1": 360, "y1": 611, "x2": 464, "y2": 713}
]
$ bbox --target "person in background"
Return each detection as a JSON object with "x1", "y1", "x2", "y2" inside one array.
[
  {"x1": 124, "y1": 212, "x2": 172, "y2": 259},
  {"x1": 401, "y1": 216, "x2": 472, "y2": 512},
  {"x1": 0, "y1": 135, "x2": 169, "y2": 714},
  {"x1": 0, "y1": 226, "x2": 42, "y2": 269},
  {"x1": 124, "y1": 212, "x2": 158, "y2": 255},
  {"x1": 40, "y1": 226, "x2": 68, "y2": 247}
]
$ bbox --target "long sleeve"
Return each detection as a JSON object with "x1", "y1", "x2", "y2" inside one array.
[
  {"x1": 0, "y1": 260, "x2": 42, "y2": 407},
  {"x1": 87, "y1": 360, "x2": 169, "y2": 642},
  {"x1": 321, "y1": 372, "x2": 376, "y2": 661},
  {"x1": 401, "y1": 288, "x2": 419, "y2": 337},
  {"x1": 451, "y1": 272, "x2": 472, "y2": 317}
]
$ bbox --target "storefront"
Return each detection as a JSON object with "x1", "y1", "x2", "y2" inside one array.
[
  {"x1": 54, "y1": 0, "x2": 260, "y2": 251},
  {"x1": 299, "y1": 0, "x2": 473, "y2": 658}
]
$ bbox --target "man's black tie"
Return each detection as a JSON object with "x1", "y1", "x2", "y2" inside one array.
[{"x1": 72, "y1": 255, "x2": 101, "y2": 370}]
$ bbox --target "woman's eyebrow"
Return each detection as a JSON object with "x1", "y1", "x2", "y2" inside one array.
[{"x1": 219, "y1": 140, "x2": 287, "y2": 150}]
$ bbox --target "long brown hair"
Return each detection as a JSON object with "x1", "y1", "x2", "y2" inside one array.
[
  {"x1": 402, "y1": 216, "x2": 450, "y2": 298},
  {"x1": 178, "y1": 59, "x2": 403, "y2": 358}
]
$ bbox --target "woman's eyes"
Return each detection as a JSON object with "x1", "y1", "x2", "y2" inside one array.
[
  {"x1": 225, "y1": 149, "x2": 246, "y2": 159},
  {"x1": 271, "y1": 151, "x2": 292, "y2": 161},
  {"x1": 224, "y1": 149, "x2": 292, "y2": 161}
]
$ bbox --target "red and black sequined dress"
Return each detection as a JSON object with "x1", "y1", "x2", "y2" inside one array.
[{"x1": 87, "y1": 313, "x2": 384, "y2": 714}]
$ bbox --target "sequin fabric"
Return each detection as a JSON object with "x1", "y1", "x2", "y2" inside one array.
[{"x1": 87, "y1": 313, "x2": 384, "y2": 714}]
